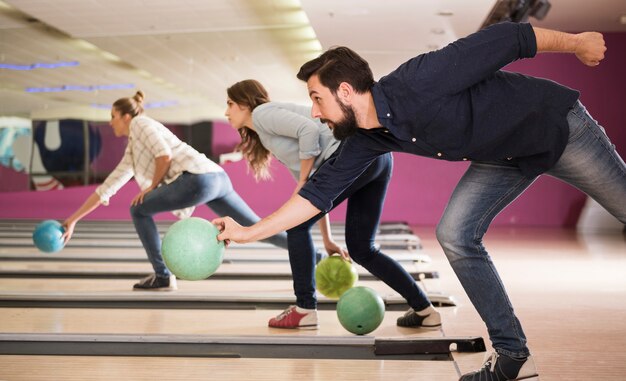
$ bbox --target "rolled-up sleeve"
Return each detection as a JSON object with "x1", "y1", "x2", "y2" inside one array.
[{"x1": 95, "y1": 147, "x2": 134, "y2": 205}]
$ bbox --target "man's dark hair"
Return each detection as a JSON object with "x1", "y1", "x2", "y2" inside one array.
[{"x1": 296, "y1": 46, "x2": 374, "y2": 94}]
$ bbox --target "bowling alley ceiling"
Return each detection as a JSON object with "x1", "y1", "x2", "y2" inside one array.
[{"x1": 1, "y1": 0, "x2": 625, "y2": 124}]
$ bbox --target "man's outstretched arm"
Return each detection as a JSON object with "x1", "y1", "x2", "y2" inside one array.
[
  {"x1": 213, "y1": 194, "x2": 320, "y2": 244},
  {"x1": 533, "y1": 26, "x2": 606, "y2": 66}
]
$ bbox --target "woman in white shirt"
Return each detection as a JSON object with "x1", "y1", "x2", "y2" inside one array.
[
  {"x1": 225, "y1": 80, "x2": 440, "y2": 330},
  {"x1": 62, "y1": 90, "x2": 287, "y2": 290}
]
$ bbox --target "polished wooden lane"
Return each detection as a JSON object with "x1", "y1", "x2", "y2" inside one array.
[
  {"x1": 0, "y1": 247, "x2": 430, "y2": 264},
  {"x1": 0, "y1": 219, "x2": 428, "y2": 261},
  {"x1": 0, "y1": 258, "x2": 438, "y2": 281},
  {"x1": 3, "y1": 220, "x2": 468, "y2": 372},
  {"x1": 0, "y1": 306, "x2": 483, "y2": 361},
  {"x1": 0, "y1": 221, "x2": 451, "y2": 308},
  {"x1": 0, "y1": 270, "x2": 438, "y2": 293},
  {"x1": 0, "y1": 219, "x2": 415, "y2": 235},
  {"x1": 0, "y1": 235, "x2": 420, "y2": 251},
  {"x1": 0, "y1": 274, "x2": 454, "y2": 309},
  {"x1": 0, "y1": 222, "x2": 434, "y2": 289},
  {"x1": 2, "y1": 226, "x2": 621, "y2": 379},
  {"x1": 0, "y1": 219, "x2": 422, "y2": 251},
  {"x1": 0, "y1": 356, "x2": 460, "y2": 381}
]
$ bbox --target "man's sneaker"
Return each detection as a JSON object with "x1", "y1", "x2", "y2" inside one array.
[
  {"x1": 268, "y1": 306, "x2": 318, "y2": 329},
  {"x1": 459, "y1": 352, "x2": 539, "y2": 381},
  {"x1": 133, "y1": 274, "x2": 177, "y2": 291},
  {"x1": 396, "y1": 306, "x2": 442, "y2": 329}
]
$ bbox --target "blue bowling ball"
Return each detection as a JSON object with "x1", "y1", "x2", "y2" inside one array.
[{"x1": 32, "y1": 220, "x2": 65, "y2": 253}]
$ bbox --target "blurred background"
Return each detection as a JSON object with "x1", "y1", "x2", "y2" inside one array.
[{"x1": 0, "y1": 0, "x2": 624, "y2": 228}]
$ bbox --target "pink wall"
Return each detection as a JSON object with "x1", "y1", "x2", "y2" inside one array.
[
  {"x1": 0, "y1": 160, "x2": 320, "y2": 222},
  {"x1": 212, "y1": 121, "x2": 239, "y2": 157},
  {"x1": 1, "y1": 33, "x2": 624, "y2": 226},
  {"x1": 0, "y1": 166, "x2": 30, "y2": 192}
]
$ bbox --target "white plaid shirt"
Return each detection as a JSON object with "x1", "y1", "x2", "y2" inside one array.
[{"x1": 96, "y1": 115, "x2": 222, "y2": 218}]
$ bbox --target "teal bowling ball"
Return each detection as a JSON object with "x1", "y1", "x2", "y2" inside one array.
[
  {"x1": 336, "y1": 286, "x2": 385, "y2": 335},
  {"x1": 162, "y1": 217, "x2": 225, "y2": 280},
  {"x1": 315, "y1": 255, "x2": 358, "y2": 299},
  {"x1": 32, "y1": 220, "x2": 65, "y2": 253}
]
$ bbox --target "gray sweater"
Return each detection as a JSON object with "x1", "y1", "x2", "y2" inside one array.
[{"x1": 252, "y1": 102, "x2": 340, "y2": 180}]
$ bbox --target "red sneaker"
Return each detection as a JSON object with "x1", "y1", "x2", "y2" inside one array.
[{"x1": 268, "y1": 306, "x2": 319, "y2": 329}]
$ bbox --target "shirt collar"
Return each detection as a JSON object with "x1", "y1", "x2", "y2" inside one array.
[{"x1": 371, "y1": 83, "x2": 392, "y2": 128}]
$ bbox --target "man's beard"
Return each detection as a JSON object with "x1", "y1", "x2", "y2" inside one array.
[{"x1": 321, "y1": 99, "x2": 358, "y2": 141}]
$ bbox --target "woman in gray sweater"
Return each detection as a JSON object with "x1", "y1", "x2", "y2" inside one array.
[{"x1": 225, "y1": 80, "x2": 440, "y2": 330}]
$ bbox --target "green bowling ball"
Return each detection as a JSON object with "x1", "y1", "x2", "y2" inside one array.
[
  {"x1": 315, "y1": 255, "x2": 358, "y2": 299},
  {"x1": 162, "y1": 217, "x2": 224, "y2": 280},
  {"x1": 336, "y1": 286, "x2": 385, "y2": 335}
]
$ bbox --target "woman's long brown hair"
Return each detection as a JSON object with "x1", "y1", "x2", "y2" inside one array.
[{"x1": 227, "y1": 80, "x2": 273, "y2": 181}]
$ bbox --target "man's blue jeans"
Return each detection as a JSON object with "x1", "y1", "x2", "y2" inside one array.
[
  {"x1": 287, "y1": 153, "x2": 432, "y2": 311},
  {"x1": 130, "y1": 171, "x2": 288, "y2": 277},
  {"x1": 437, "y1": 101, "x2": 626, "y2": 358}
]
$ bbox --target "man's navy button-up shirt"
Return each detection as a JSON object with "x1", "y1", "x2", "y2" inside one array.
[{"x1": 300, "y1": 22, "x2": 580, "y2": 213}]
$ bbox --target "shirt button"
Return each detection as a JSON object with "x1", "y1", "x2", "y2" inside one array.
[
  {"x1": 411, "y1": 138, "x2": 416, "y2": 142},
  {"x1": 437, "y1": 152, "x2": 442, "y2": 157},
  {"x1": 386, "y1": 113, "x2": 391, "y2": 117},
  {"x1": 384, "y1": 129, "x2": 389, "y2": 133},
  {"x1": 507, "y1": 157, "x2": 513, "y2": 160},
  {"x1": 462, "y1": 158, "x2": 468, "y2": 161}
]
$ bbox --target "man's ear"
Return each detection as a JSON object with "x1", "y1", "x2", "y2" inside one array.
[{"x1": 336, "y1": 82, "x2": 353, "y2": 104}]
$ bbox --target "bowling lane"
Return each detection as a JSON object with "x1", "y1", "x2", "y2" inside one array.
[
  {"x1": 0, "y1": 306, "x2": 482, "y2": 360},
  {"x1": 0, "y1": 276, "x2": 454, "y2": 309},
  {"x1": 0, "y1": 220, "x2": 422, "y2": 251},
  {"x1": 0, "y1": 258, "x2": 438, "y2": 281},
  {"x1": 0, "y1": 307, "x2": 435, "y2": 337},
  {"x1": 0, "y1": 245, "x2": 430, "y2": 264},
  {"x1": 0, "y1": 219, "x2": 415, "y2": 234},
  {"x1": 0, "y1": 234, "x2": 421, "y2": 252},
  {"x1": 0, "y1": 355, "x2": 460, "y2": 381},
  {"x1": 0, "y1": 276, "x2": 441, "y2": 296},
  {"x1": 0, "y1": 277, "x2": 293, "y2": 293},
  {"x1": 0, "y1": 219, "x2": 471, "y2": 379}
]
